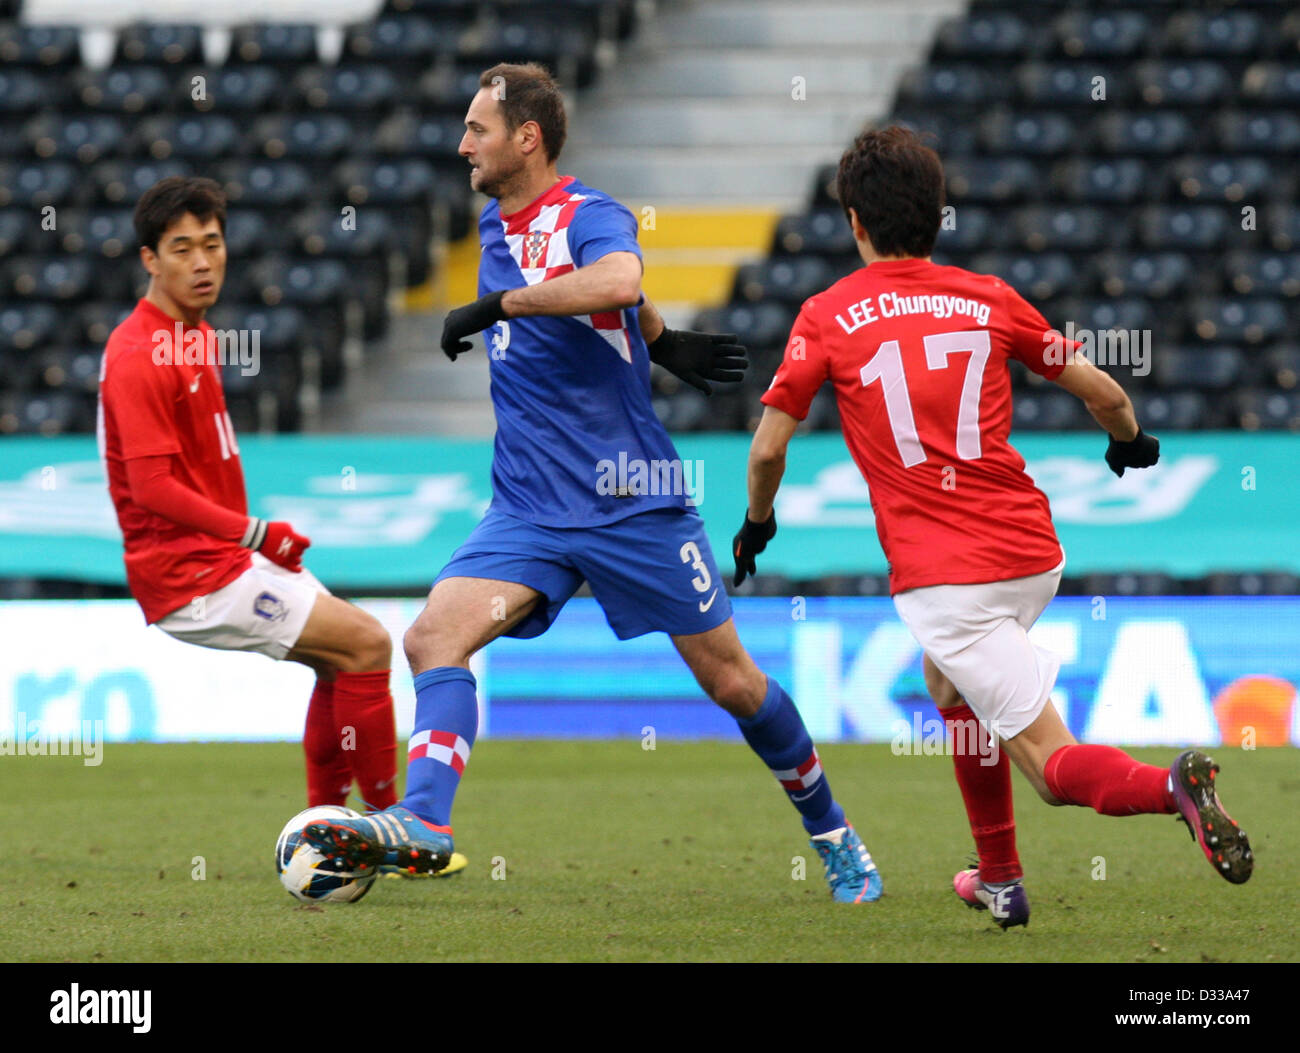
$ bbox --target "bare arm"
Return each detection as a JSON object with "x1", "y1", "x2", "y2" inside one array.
[
  {"x1": 638, "y1": 295, "x2": 666, "y2": 344},
  {"x1": 500, "y1": 251, "x2": 642, "y2": 319},
  {"x1": 1053, "y1": 352, "x2": 1139, "y2": 440},
  {"x1": 746, "y1": 405, "x2": 800, "y2": 521}
]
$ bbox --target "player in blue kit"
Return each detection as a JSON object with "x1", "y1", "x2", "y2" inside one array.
[{"x1": 304, "y1": 62, "x2": 882, "y2": 902}]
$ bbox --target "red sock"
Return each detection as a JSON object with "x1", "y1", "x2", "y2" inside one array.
[
  {"x1": 333, "y1": 670, "x2": 398, "y2": 811},
  {"x1": 942, "y1": 702, "x2": 1021, "y2": 884},
  {"x1": 304, "y1": 679, "x2": 351, "y2": 807},
  {"x1": 1044, "y1": 744, "x2": 1176, "y2": 816}
]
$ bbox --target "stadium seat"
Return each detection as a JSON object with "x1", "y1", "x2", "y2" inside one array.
[
  {"x1": 1167, "y1": 157, "x2": 1275, "y2": 204},
  {"x1": 1052, "y1": 11, "x2": 1150, "y2": 59},
  {"x1": 0, "y1": 209, "x2": 34, "y2": 256},
  {"x1": 1011, "y1": 390, "x2": 1090, "y2": 430},
  {"x1": 1058, "y1": 296, "x2": 1160, "y2": 338},
  {"x1": 1136, "y1": 205, "x2": 1234, "y2": 251},
  {"x1": 1161, "y1": 11, "x2": 1264, "y2": 58},
  {"x1": 115, "y1": 22, "x2": 205, "y2": 67},
  {"x1": 1264, "y1": 206, "x2": 1300, "y2": 252},
  {"x1": 54, "y1": 209, "x2": 136, "y2": 258},
  {"x1": 1010, "y1": 205, "x2": 1114, "y2": 252},
  {"x1": 1130, "y1": 391, "x2": 1218, "y2": 429},
  {"x1": 4, "y1": 255, "x2": 101, "y2": 303},
  {"x1": 23, "y1": 114, "x2": 127, "y2": 164},
  {"x1": 733, "y1": 256, "x2": 838, "y2": 307},
  {"x1": 692, "y1": 301, "x2": 794, "y2": 352},
  {"x1": 30, "y1": 346, "x2": 102, "y2": 395},
  {"x1": 0, "y1": 391, "x2": 91, "y2": 435},
  {"x1": 1093, "y1": 111, "x2": 1196, "y2": 155},
  {"x1": 291, "y1": 66, "x2": 401, "y2": 113},
  {"x1": 1151, "y1": 347, "x2": 1248, "y2": 392},
  {"x1": 135, "y1": 114, "x2": 242, "y2": 162},
  {"x1": 1015, "y1": 62, "x2": 1124, "y2": 107},
  {"x1": 344, "y1": 15, "x2": 461, "y2": 66},
  {"x1": 933, "y1": 205, "x2": 1007, "y2": 253},
  {"x1": 1189, "y1": 298, "x2": 1288, "y2": 344},
  {"x1": 0, "y1": 68, "x2": 64, "y2": 114},
  {"x1": 222, "y1": 209, "x2": 271, "y2": 258},
  {"x1": 771, "y1": 209, "x2": 855, "y2": 258},
  {"x1": 1051, "y1": 158, "x2": 1148, "y2": 205},
  {"x1": 1262, "y1": 344, "x2": 1300, "y2": 390},
  {"x1": 1132, "y1": 60, "x2": 1234, "y2": 107},
  {"x1": 0, "y1": 24, "x2": 81, "y2": 68},
  {"x1": 970, "y1": 252, "x2": 1079, "y2": 301},
  {"x1": 931, "y1": 12, "x2": 1037, "y2": 61},
  {"x1": 216, "y1": 160, "x2": 315, "y2": 209},
  {"x1": 944, "y1": 158, "x2": 1042, "y2": 204},
  {"x1": 71, "y1": 66, "x2": 172, "y2": 113},
  {"x1": 1080, "y1": 572, "x2": 1183, "y2": 597},
  {"x1": 1094, "y1": 252, "x2": 1194, "y2": 299},
  {"x1": 1203, "y1": 571, "x2": 1300, "y2": 596},
  {"x1": 248, "y1": 114, "x2": 357, "y2": 162},
  {"x1": 228, "y1": 23, "x2": 320, "y2": 68},
  {"x1": 372, "y1": 112, "x2": 467, "y2": 165},
  {"x1": 334, "y1": 159, "x2": 439, "y2": 206},
  {"x1": 291, "y1": 207, "x2": 397, "y2": 261},
  {"x1": 1234, "y1": 389, "x2": 1300, "y2": 430},
  {"x1": 182, "y1": 67, "x2": 284, "y2": 113},
  {"x1": 1225, "y1": 252, "x2": 1300, "y2": 297},
  {"x1": 0, "y1": 302, "x2": 63, "y2": 353},
  {"x1": 977, "y1": 110, "x2": 1076, "y2": 156},
  {"x1": 895, "y1": 64, "x2": 1010, "y2": 109},
  {"x1": 0, "y1": 160, "x2": 80, "y2": 207},
  {"x1": 1213, "y1": 110, "x2": 1300, "y2": 156},
  {"x1": 76, "y1": 302, "x2": 133, "y2": 346},
  {"x1": 91, "y1": 159, "x2": 193, "y2": 205},
  {"x1": 1240, "y1": 63, "x2": 1300, "y2": 106}
]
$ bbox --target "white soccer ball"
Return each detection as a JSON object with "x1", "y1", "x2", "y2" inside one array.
[{"x1": 275, "y1": 805, "x2": 376, "y2": 904}]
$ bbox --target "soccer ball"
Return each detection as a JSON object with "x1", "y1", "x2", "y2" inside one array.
[{"x1": 275, "y1": 805, "x2": 376, "y2": 904}]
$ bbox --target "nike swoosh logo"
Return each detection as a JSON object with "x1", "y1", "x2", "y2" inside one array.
[
  {"x1": 698, "y1": 589, "x2": 718, "y2": 613},
  {"x1": 190, "y1": 375, "x2": 201, "y2": 392},
  {"x1": 791, "y1": 788, "x2": 818, "y2": 802}
]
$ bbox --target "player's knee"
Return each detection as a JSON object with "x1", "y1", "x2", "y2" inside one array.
[
  {"x1": 403, "y1": 609, "x2": 463, "y2": 670},
  {"x1": 343, "y1": 613, "x2": 392, "y2": 672},
  {"x1": 706, "y1": 665, "x2": 765, "y2": 718}
]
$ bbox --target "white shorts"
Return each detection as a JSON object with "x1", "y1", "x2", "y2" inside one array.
[
  {"x1": 155, "y1": 552, "x2": 329, "y2": 660},
  {"x1": 892, "y1": 558, "x2": 1065, "y2": 740}
]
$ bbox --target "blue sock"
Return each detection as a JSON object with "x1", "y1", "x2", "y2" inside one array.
[
  {"x1": 736, "y1": 676, "x2": 846, "y2": 837},
  {"x1": 400, "y1": 666, "x2": 478, "y2": 828}
]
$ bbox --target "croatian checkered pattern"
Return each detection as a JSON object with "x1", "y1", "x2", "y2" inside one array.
[
  {"x1": 501, "y1": 180, "x2": 631, "y2": 363},
  {"x1": 773, "y1": 751, "x2": 824, "y2": 792},
  {"x1": 408, "y1": 730, "x2": 471, "y2": 775}
]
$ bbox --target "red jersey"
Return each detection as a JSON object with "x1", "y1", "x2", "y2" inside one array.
[
  {"x1": 98, "y1": 298, "x2": 251, "y2": 622},
  {"x1": 762, "y1": 258, "x2": 1070, "y2": 594}
]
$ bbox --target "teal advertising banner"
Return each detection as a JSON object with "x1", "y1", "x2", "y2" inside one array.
[{"x1": 0, "y1": 431, "x2": 1296, "y2": 587}]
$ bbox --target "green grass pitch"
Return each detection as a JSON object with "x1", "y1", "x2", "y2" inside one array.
[{"x1": 4, "y1": 741, "x2": 1295, "y2": 963}]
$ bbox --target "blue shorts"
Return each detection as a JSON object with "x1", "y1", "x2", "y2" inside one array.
[{"x1": 434, "y1": 506, "x2": 733, "y2": 640}]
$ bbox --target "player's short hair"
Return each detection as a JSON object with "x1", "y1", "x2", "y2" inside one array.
[
  {"x1": 478, "y1": 62, "x2": 567, "y2": 162},
  {"x1": 134, "y1": 176, "x2": 227, "y2": 253},
  {"x1": 835, "y1": 125, "x2": 945, "y2": 258}
]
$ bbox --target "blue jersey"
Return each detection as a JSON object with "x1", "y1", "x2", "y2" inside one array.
[{"x1": 476, "y1": 175, "x2": 690, "y2": 527}]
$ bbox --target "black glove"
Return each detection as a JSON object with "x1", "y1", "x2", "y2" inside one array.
[
  {"x1": 441, "y1": 290, "x2": 508, "y2": 361},
  {"x1": 732, "y1": 512, "x2": 777, "y2": 587},
  {"x1": 647, "y1": 328, "x2": 747, "y2": 395},
  {"x1": 1104, "y1": 427, "x2": 1160, "y2": 478}
]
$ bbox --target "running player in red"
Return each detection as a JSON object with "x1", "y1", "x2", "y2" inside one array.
[
  {"x1": 97, "y1": 176, "x2": 402, "y2": 818},
  {"x1": 735, "y1": 126, "x2": 1253, "y2": 928}
]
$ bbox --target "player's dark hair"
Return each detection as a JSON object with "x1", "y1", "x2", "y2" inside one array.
[
  {"x1": 479, "y1": 62, "x2": 567, "y2": 162},
  {"x1": 134, "y1": 175, "x2": 227, "y2": 253},
  {"x1": 835, "y1": 125, "x2": 945, "y2": 258}
]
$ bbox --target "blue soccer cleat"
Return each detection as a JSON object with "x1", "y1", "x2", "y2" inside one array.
[
  {"x1": 303, "y1": 804, "x2": 454, "y2": 877},
  {"x1": 812, "y1": 824, "x2": 883, "y2": 903}
]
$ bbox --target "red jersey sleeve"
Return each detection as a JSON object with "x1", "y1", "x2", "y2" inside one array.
[
  {"x1": 103, "y1": 347, "x2": 184, "y2": 459},
  {"x1": 1001, "y1": 282, "x2": 1076, "y2": 382},
  {"x1": 125, "y1": 454, "x2": 250, "y2": 543},
  {"x1": 760, "y1": 300, "x2": 830, "y2": 421}
]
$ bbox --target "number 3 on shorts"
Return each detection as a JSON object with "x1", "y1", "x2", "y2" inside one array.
[{"x1": 679, "y1": 540, "x2": 712, "y2": 594}]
